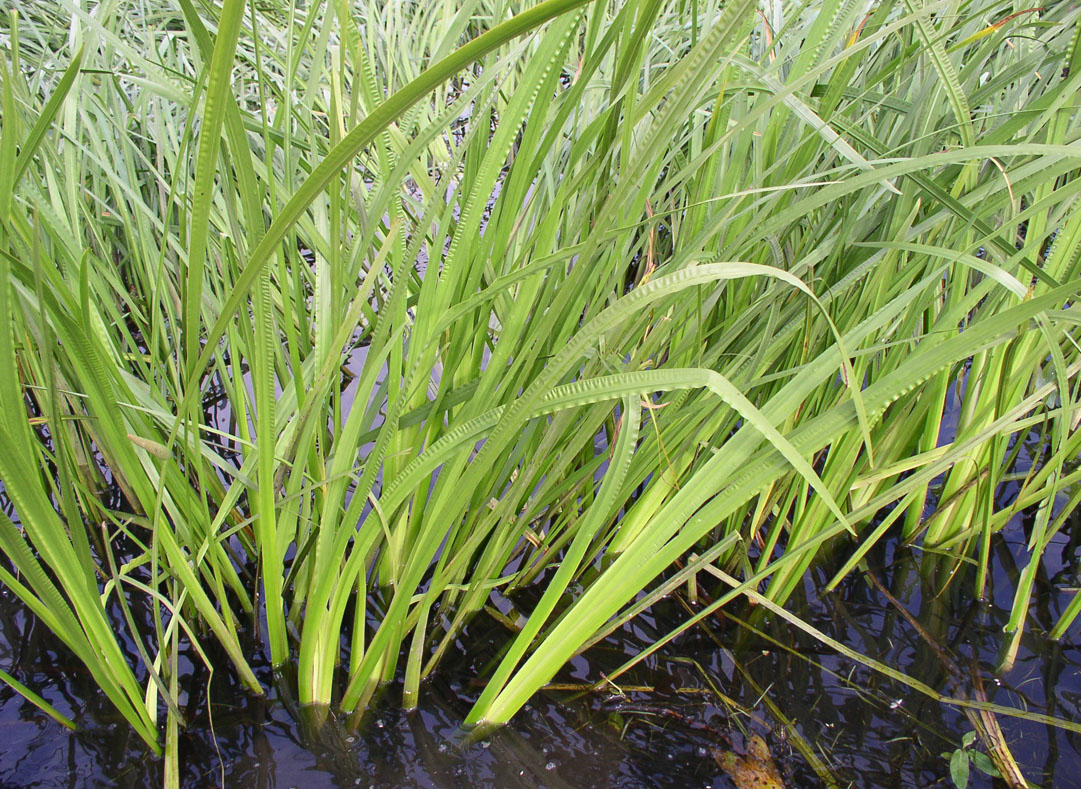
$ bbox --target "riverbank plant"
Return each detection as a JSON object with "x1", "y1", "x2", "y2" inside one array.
[{"x1": 0, "y1": 0, "x2": 1079, "y2": 777}]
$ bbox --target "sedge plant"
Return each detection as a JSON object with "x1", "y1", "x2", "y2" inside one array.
[{"x1": 0, "y1": 0, "x2": 1078, "y2": 778}]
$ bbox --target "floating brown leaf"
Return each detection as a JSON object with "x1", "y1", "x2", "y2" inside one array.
[{"x1": 713, "y1": 734, "x2": 785, "y2": 789}]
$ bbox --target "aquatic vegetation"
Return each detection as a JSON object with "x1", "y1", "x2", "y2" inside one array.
[{"x1": 0, "y1": 0, "x2": 1079, "y2": 780}]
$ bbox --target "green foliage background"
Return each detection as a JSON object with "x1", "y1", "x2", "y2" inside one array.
[{"x1": 0, "y1": 0, "x2": 1078, "y2": 775}]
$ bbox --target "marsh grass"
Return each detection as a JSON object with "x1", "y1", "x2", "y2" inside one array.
[{"x1": 1, "y1": 0, "x2": 1080, "y2": 778}]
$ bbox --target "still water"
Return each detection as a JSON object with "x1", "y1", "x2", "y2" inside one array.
[{"x1": 1, "y1": 503, "x2": 1079, "y2": 788}]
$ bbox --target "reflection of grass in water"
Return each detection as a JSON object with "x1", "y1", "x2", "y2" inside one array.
[
  {"x1": 1, "y1": 0, "x2": 1080, "y2": 784},
  {"x1": 1, "y1": 525, "x2": 1079, "y2": 786}
]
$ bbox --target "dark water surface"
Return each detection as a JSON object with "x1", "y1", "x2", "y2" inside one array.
[{"x1": 1, "y1": 505, "x2": 1080, "y2": 788}]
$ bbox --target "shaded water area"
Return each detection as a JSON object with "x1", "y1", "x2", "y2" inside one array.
[{"x1": 1, "y1": 501, "x2": 1080, "y2": 787}]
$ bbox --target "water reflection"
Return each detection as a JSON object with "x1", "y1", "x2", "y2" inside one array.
[{"x1": 1, "y1": 521, "x2": 1079, "y2": 787}]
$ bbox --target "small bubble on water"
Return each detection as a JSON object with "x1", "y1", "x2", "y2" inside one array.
[
  {"x1": 545, "y1": 761, "x2": 558, "y2": 771},
  {"x1": 696, "y1": 746, "x2": 708, "y2": 758},
  {"x1": 345, "y1": 735, "x2": 355, "y2": 744}
]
